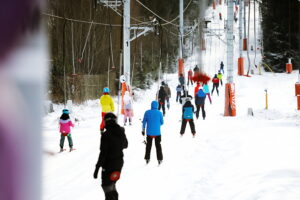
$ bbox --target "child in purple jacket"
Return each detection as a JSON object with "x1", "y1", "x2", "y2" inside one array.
[{"x1": 59, "y1": 109, "x2": 75, "y2": 152}]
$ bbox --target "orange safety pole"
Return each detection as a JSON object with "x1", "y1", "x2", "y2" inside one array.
[
  {"x1": 213, "y1": 1, "x2": 216, "y2": 9},
  {"x1": 297, "y1": 95, "x2": 300, "y2": 110},
  {"x1": 243, "y1": 38, "x2": 247, "y2": 50},
  {"x1": 295, "y1": 82, "x2": 300, "y2": 96},
  {"x1": 237, "y1": 57, "x2": 244, "y2": 75},
  {"x1": 224, "y1": 83, "x2": 236, "y2": 116},
  {"x1": 178, "y1": 58, "x2": 184, "y2": 76},
  {"x1": 286, "y1": 58, "x2": 292, "y2": 73},
  {"x1": 121, "y1": 82, "x2": 129, "y2": 115}
]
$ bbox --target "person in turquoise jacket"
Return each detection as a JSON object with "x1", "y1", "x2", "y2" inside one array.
[{"x1": 142, "y1": 101, "x2": 164, "y2": 165}]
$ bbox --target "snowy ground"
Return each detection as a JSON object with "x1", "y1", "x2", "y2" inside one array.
[{"x1": 43, "y1": 2, "x2": 300, "y2": 200}]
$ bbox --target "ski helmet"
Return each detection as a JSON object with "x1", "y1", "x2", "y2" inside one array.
[
  {"x1": 103, "y1": 87, "x2": 110, "y2": 93},
  {"x1": 62, "y1": 109, "x2": 69, "y2": 114}
]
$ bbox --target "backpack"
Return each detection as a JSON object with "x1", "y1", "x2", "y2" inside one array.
[
  {"x1": 197, "y1": 89, "x2": 206, "y2": 98},
  {"x1": 183, "y1": 107, "x2": 193, "y2": 119}
]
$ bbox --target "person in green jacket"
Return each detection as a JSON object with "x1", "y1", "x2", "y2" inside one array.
[{"x1": 217, "y1": 70, "x2": 223, "y2": 86}]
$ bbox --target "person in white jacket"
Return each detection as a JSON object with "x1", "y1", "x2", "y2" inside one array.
[{"x1": 123, "y1": 91, "x2": 133, "y2": 126}]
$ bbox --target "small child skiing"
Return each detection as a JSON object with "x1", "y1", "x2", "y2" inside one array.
[
  {"x1": 180, "y1": 97, "x2": 196, "y2": 137},
  {"x1": 123, "y1": 91, "x2": 133, "y2": 126},
  {"x1": 59, "y1": 109, "x2": 75, "y2": 152}
]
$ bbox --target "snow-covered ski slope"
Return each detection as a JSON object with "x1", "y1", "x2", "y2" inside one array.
[{"x1": 43, "y1": 2, "x2": 300, "y2": 200}]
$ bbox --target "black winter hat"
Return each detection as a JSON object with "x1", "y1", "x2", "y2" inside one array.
[{"x1": 104, "y1": 112, "x2": 117, "y2": 122}]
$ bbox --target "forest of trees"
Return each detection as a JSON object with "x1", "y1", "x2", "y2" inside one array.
[
  {"x1": 45, "y1": 0, "x2": 200, "y2": 103},
  {"x1": 261, "y1": 0, "x2": 299, "y2": 72}
]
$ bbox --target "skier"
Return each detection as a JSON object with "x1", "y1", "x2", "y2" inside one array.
[
  {"x1": 142, "y1": 101, "x2": 164, "y2": 165},
  {"x1": 176, "y1": 84, "x2": 183, "y2": 102},
  {"x1": 162, "y1": 81, "x2": 171, "y2": 109},
  {"x1": 187, "y1": 69, "x2": 193, "y2": 86},
  {"x1": 211, "y1": 74, "x2": 220, "y2": 96},
  {"x1": 180, "y1": 90, "x2": 193, "y2": 105},
  {"x1": 217, "y1": 70, "x2": 223, "y2": 86},
  {"x1": 203, "y1": 82, "x2": 212, "y2": 104},
  {"x1": 93, "y1": 112, "x2": 128, "y2": 200},
  {"x1": 220, "y1": 61, "x2": 224, "y2": 74},
  {"x1": 123, "y1": 91, "x2": 133, "y2": 126},
  {"x1": 157, "y1": 85, "x2": 167, "y2": 116},
  {"x1": 195, "y1": 87, "x2": 206, "y2": 120},
  {"x1": 179, "y1": 73, "x2": 185, "y2": 90},
  {"x1": 180, "y1": 97, "x2": 196, "y2": 137},
  {"x1": 100, "y1": 87, "x2": 115, "y2": 134},
  {"x1": 59, "y1": 109, "x2": 75, "y2": 152}
]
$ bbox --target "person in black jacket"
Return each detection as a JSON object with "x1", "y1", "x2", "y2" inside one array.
[
  {"x1": 93, "y1": 112, "x2": 128, "y2": 200},
  {"x1": 157, "y1": 86, "x2": 167, "y2": 116}
]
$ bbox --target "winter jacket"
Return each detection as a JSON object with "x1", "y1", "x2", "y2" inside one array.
[
  {"x1": 182, "y1": 101, "x2": 194, "y2": 119},
  {"x1": 59, "y1": 119, "x2": 74, "y2": 135},
  {"x1": 179, "y1": 76, "x2": 185, "y2": 85},
  {"x1": 217, "y1": 73, "x2": 223, "y2": 80},
  {"x1": 180, "y1": 92, "x2": 193, "y2": 105},
  {"x1": 212, "y1": 77, "x2": 220, "y2": 84},
  {"x1": 142, "y1": 101, "x2": 164, "y2": 136},
  {"x1": 100, "y1": 94, "x2": 115, "y2": 112},
  {"x1": 158, "y1": 86, "x2": 167, "y2": 103},
  {"x1": 203, "y1": 84, "x2": 210, "y2": 94},
  {"x1": 195, "y1": 89, "x2": 206, "y2": 105},
  {"x1": 164, "y1": 85, "x2": 171, "y2": 98},
  {"x1": 194, "y1": 84, "x2": 201, "y2": 96},
  {"x1": 123, "y1": 91, "x2": 132, "y2": 110},
  {"x1": 95, "y1": 122, "x2": 128, "y2": 170},
  {"x1": 176, "y1": 85, "x2": 182, "y2": 93}
]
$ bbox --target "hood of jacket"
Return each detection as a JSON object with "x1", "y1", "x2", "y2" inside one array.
[{"x1": 151, "y1": 101, "x2": 159, "y2": 110}]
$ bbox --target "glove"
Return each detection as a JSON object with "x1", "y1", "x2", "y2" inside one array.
[
  {"x1": 93, "y1": 166, "x2": 100, "y2": 179},
  {"x1": 141, "y1": 129, "x2": 145, "y2": 136}
]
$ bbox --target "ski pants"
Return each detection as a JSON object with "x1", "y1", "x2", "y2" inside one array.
[
  {"x1": 123, "y1": 109, "x2": 132, "y2": 124},
  {"x1": 187, "y1": 77, "x2": 193, "y2": 85},
  {"x1": 101, "y1": 169, "x2": 121, "y2": 200},
  {"x1": 60, "y1": 134, "x2": 73, "y2": 148},
  {"x1": 176, "y1": 92, "x2": 181, "y2": 102},
  {"x1": 211, "y1": 83, "x2": 219, "y2": 95},
  {"x1": 206, "y1": 93, "x2": 212, "y2": 104},
  {"x1": 145, "y1": 135, "x2": 163, "y2": 161},
  {"x1": 195, "y1": 104, "x2": 206, "y2": 119},
  {"x1": 158, "y1": 102, "x2": 165, "y2": 115},
  {"x1": 180, "y1": 119, "x2": 196, "y2": 135}
]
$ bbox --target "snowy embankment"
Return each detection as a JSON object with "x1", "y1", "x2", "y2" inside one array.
[{"x1": 43, "y1": 71, "x2": 300, "y2": 200}]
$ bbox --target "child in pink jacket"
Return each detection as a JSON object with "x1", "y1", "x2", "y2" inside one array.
[{"x1": 59, "y1": 109, "x2": 75, "y2": 152}]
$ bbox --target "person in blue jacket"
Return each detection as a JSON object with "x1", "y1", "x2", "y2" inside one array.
[
  {"x1": 195, "y1": 87, "x2": 206, "y2": 120},
  {"x1": 142, "y1": 101, "x2": 164, "y2": 165},
  {"x1": 180, "y1": 98, "x2": 196, "y2": 137}
]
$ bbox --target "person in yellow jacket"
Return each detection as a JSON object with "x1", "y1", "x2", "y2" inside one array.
[
  {"x1": 217, "y1": 70, "x2": 223, "y2": 86},
  {"x1": 100, "y1": 87, "x2": 115, "y2": 133}
]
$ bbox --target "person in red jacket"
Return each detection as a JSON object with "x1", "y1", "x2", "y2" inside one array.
[{"x1": 211, "y1": 74, "x2": 220, "y2": 96}]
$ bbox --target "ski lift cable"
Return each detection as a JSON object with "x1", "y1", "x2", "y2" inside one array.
[
  {"x1": 135, "y1": 0, "x2": 193, "y2": 27},
  {"x1": 43, "y1": 12, "x2": 151, "y2": 27},
  {"x1": 80, "y1": 21, "x2": 94, "y2": 61}
]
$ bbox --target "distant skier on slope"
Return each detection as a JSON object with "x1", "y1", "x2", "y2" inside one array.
[
  {"x1": 180, "y1": 97, "x2": 196, "y2": 137},
  {"x1": 217, "y1": 70, "x2": 223, "y2": 86},
  {"x1": 93, "y1": 113, "x2": 128, "y2": 200},
  {"x1": 142, "y1": 101, "x2": 164, "y2": 165},
  {"x1": 203, "y1": 82, "x2": 212, "y2": 104},
  {"x1": 176, "y1": 84, "x2": 183, "y2": 102},
  {"x1": 59, "y1": 109, "x2": 75, "y2": 152},
  {"x1": 100, "y1": 87, "x2": 115, "y2": 134},
  {"x1": 195, "y1": 87, "x2": 206, "y2": 120},
  {"x1": 162, "y1": 81, "x2": 171, "y2": 109},
  {"x1": 211, "y1": 74, "x2": 220, "y2": 96},
  {"x1": 157, "y1": 85, "x2": 167, "y2": 116},
  {"x1": 123, "y1": 91, "x2": 133, "y2": 126}
]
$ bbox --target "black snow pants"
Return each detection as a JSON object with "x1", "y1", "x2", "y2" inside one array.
[
  {"x1": 101, "y1": 169, "x2": 121, "y2": 200},
  {"x1": 180, "y1": 119, "x2": 196, "y2": 135},
  {"x1": 144, "y1": 135, "x2": 163, "y2": 161}
]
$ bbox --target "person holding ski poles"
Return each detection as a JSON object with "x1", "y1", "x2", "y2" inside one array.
[
  {"x1": 93, "y1": 112, "x2": 128, "y2": 200},
  {"x1": 142, "y1": 100, "x2": 164, "y2": 165},
  {"x1": 211, "y1": 74, "x2": 220, "y2": 96},
  {"x1": 180, "y1": 97, "x2": 196, "y2": 137}
]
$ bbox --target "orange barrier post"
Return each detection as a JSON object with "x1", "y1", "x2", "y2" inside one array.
[
  {"x1": 224, "y1": 83, "x2": 236, "y2": 116},
  {"x1": 238, "y1": 57, "x2": 244, "y2": 76},
  {"x1": 213, "y1": 1, "x2": 216, "y2": 9},
  {"x1": 297, "y1": 95, "x2": 300, "y2": 110},
  {"x1": 295, "y1": 82, "x2": 300, "y2": 96},
  {"x1": 178, "y1": 59, "x2": 184, "y2": 76},
  {"x1": 286, "y1": 58, "x2": 293, "y2": 73},
  {"x1": 243, "y1": 38, "x2": 247, "y2": 51}
]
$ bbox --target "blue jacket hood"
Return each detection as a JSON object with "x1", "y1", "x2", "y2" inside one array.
[{"x1": 151, "y1": 101, "x2": 159, "y2": 109}]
